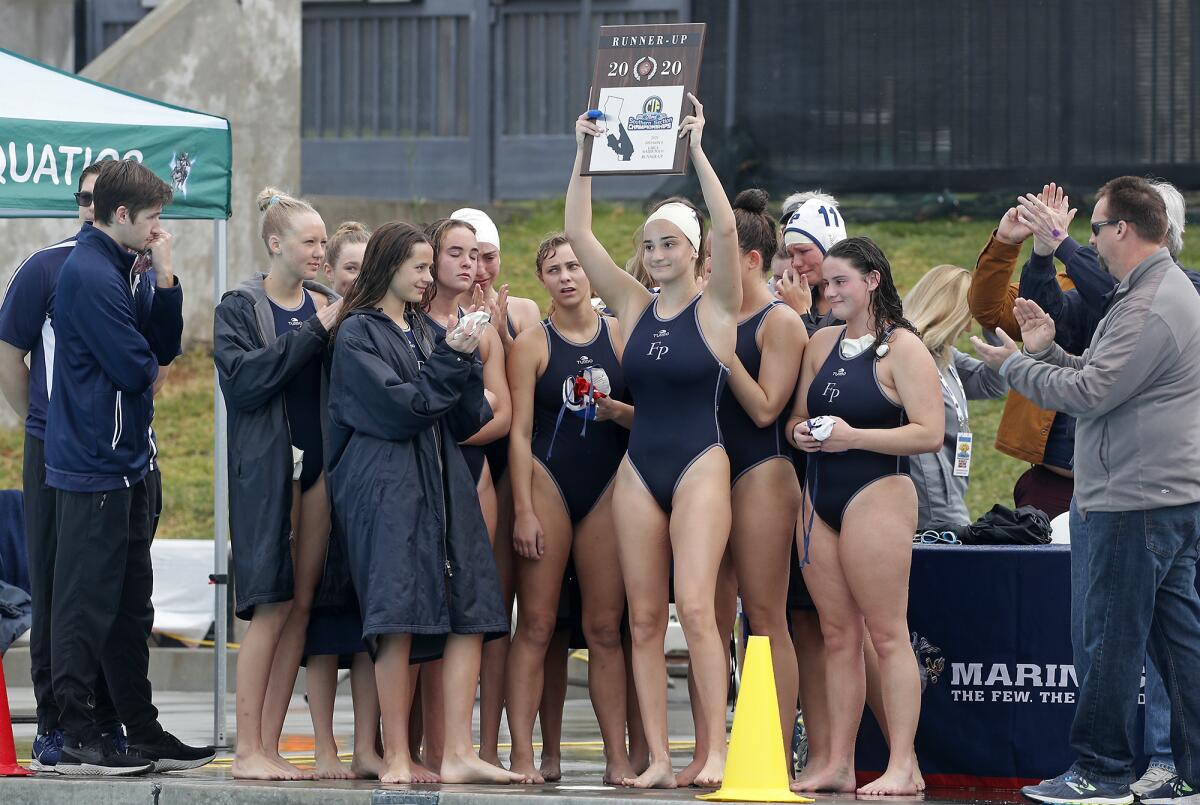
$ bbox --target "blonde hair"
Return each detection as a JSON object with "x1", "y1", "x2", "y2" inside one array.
[
  {"x1": 256, "y1": 186, "x2": 319, "y2": 256},
  {"x1": 903, "y1": 264, "x2": 973, "y2": 369},
  {"x1": 326, "y1": 220, "x2": 371, "y2": 269}
]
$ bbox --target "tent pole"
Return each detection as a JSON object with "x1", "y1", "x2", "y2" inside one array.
[{"x1": 213, "y1": 217, "x2": 230, "y2": 748}]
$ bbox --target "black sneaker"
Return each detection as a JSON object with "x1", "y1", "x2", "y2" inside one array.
[
  {"x1": 57, "y1": 738, "x2": 154, "y2": 776},
  {"x1": 127, "y1": 731, "x2": 216, "y2": 772}
]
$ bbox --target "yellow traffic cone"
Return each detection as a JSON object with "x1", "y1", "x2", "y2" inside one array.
[{"x1": 698, "y1": 635, "x2": 810, "y2": 803}]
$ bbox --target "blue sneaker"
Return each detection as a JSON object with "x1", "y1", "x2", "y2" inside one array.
[
  {"x1": 1141, "y1": 776, "x2": 1197, "y2": 804},
  {"x1": 1022, "y1": 770, "x2": 1134, "y2": 805},
  {"x1": 30, "y1": 729, "x2": 64, "y2": 772}
]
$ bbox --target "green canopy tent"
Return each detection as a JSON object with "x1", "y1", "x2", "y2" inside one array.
[{"x1": 0, "y1": 47, "x2": 233, "y2": 747}]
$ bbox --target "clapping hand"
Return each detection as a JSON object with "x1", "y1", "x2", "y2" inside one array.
[
  {"x1": 1016, "y1": 182, "x2": 1076, "y2": 256},
  {"x1": 971, "y1": 299, "x2": 1055, "y2": 369}
]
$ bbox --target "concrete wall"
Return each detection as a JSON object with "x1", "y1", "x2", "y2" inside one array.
[
  {"x1": 0, "y1": 0, "x2": 302, "y2": 354},
  {"x1": 0, "y1": 0, "x2": 75, "y2": 71}
]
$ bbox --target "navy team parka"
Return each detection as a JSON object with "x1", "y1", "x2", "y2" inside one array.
[{"x1": 326, "y1": 308, "x2": 507, "y2": 653}]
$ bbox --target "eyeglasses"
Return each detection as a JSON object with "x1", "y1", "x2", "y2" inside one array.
[
  {"x1": 913, "y1": 530, "x2": 962, "y2": 545},
  {"x1": 1090, "y1": 219, "x2": 1120, "y2": 236},
  {"x1": 74, "y1": 191, "x2": 93, "y2": 207}
]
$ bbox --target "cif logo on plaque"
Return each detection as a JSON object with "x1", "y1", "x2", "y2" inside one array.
[{"x1": 584, "y1": 22, "x2": 706, "y2": 176}]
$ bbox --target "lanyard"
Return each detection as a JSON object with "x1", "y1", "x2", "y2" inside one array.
[{"x1": 940, "y1": 363, "x2": 969, "y2": 430}]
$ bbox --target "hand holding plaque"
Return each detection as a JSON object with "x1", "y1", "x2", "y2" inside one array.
[{"x1": 581, "y1": 23, "x2": 707, "y2": 176}]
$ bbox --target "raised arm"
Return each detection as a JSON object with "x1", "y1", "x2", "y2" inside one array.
[
  {"x1": 214, "y1": 294, "x2": 329, "y2": 411},
  {"x1": 727, "y1": 305, "x2": 807, "y2": 427},
  {"x1": 462, "y1": 325, "x2": 511, "y2": 446},
  {"x1": 329, "y1": 324, "x2": 478, "y2": 442},
  {"x1": 683, "y1": 94, "x2": 740, "y2": 319},
  {"x1": 967, "y1": 214, "x2": 1024, "y2": 337},
  {"x1": 566, "y1": 114, "x2": 652, "y2": 324}
]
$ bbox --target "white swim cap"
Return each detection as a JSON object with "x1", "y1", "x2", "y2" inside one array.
[
  {"x1": 783, "y1": 199, "x2": 847, "y2": 255},
  {"x1": 450, "y1": 208, "x2": 500, "y2": 250}
]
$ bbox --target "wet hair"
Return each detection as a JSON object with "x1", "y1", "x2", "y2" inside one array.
[
  {"x1": 92, "y1": 159, "x2": 173, "y2": 225},
  {"x1": 732, "y1": 188, "x2": 777, "y2": 271},
  {"x1": 1097, "y1": 176, "x2": 1168, "y2": 245},
  {"x1": 535, "y1": 233, "x2": 572, "y2": 276},
  {"x1": 903, "y1": 265, "x2": 972, "y2": 369},
  {"x1": 642, "y1": 196, "x2": 707, "y2": 280},
  {"x1": 326, "y1": 221, "x2": 371, "y2": 272},
  {"x1": 256, "y1": 186, "x2": 320, "y2": 256},
  {"x1": 624, "y1": 223, "x2": 654, "y2": 288},
  {"x1": 333, "y1": 222, "x2": 432, "y2": 340},
  {"x1": 78, "y1": 161, "x2": 104, "y2": 192},
  {"x1": 422, "y1": 217, "x2": 477, "y2": 309},
  {"x1": 825, "y1": 236, "x2": 917, "y2": 355}
]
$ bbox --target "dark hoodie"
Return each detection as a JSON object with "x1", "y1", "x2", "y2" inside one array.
[
  {"x1": 213, "y1": 274, "x2": 337, "y2": 618},
  {"x1": 326, "y1": 307, "x2": 506, "y2": 651}
]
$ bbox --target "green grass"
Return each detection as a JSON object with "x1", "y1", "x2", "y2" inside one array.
[{"x1": 4, "y1": 202, "x2": 1192, "y2": 536}]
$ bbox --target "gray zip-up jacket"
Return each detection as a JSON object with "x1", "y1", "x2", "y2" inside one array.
[
  {"x1": 1001, "y1": 248, "x2": 1200, "y2": 514},
  {"x1": 912, "y1": 348, "x2": 1007, "y2": 528}
]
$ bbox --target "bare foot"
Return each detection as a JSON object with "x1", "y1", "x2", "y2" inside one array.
[
  {"x1": 792, "y1": 763, "x2": 857, "y2": 793},
  {"x1": 379, "y1": 758, "x2": 416, "y2": 784},
  {"x1": 350, "y1": 751, "x2": 386, "y2": 780},
  {"x1": 266, "y1": 752, "x2": 317, "y2": 781},
  {"x1": 441, "y1": 752, "x2": 532, "y2": 785},
  {"x1": 857, "y1": 764, "x2": 920, "y2": 796},
  {"x1": 508, "y1": 758, "x2": 545, "y2": 785},
  {"x1": 314, "y1": 751, "x2": 358, "y2": 780},
  {"x1": 604, "y1": 758, "x2": 638, "y2": 786},
  {"x1": 693, "y1": 753, "x2": 727, "y2": 788},
  {"x1": 232, "y1": 752, "x2": 296, "y2": 781},
  {"x1": 539, "y1": 755, "x2": 562, "y2": 782},
  {"x1": 410, "y1": 760, "x2": 441, "y2": 784},
  {"x1": 622, "y1": 759, "x2": 678, "y2": 789},
  {"x1": 675, "y1": 755, "x2": 705, "y2": 787},
  {"x1": 913, "y1": 759, "x2": 926, "y2": 791}
]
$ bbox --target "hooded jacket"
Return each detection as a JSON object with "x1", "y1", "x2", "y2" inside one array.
[
  {"x1": 44, "y1": 225, "x2": 183, "y2": 492},
  {"x1": 326, "y1": 308, "x2": 506, "y2": 647},
  {"x1": 213, "y1": 274, "x2": 337, "y2": 618}
]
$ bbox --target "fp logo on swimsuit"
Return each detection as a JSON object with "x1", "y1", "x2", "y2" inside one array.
[
  {"x1": 647, "y1": 342, "x2": 669, "y2": 360},
  {"x1": 822, "y1": 382, "x2": 840, "y2": 402}
]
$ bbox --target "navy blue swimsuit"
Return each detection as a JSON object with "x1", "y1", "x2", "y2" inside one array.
[
  {"x1": 530, "y1": 317, "x2": 628, "y2": 523},
  {"x1": 719, "y1": 302, "x2": 793, "y2": 484},
  {"x1": 623, "y1": 295, "x2": 728, "y2": 511},
  {"x1": 805, "y1": 328, "x2": 909, "y2": 531},
  {"x1": 269, "y1": 292, "x2": 323, "y2": 492},
  {"x1": 424, "y1": 311, "x2": 488, "y2": 483}
]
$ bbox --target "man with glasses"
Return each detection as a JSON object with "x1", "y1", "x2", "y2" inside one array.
[
  {"x1": 975, "y1": 176, "x2": 1200, "y2": 805},
  {"x1": 1014, "y1": 180, "x2": 1200, "y2": 803}
]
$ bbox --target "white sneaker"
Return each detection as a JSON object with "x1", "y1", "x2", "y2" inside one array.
[{"x1": 1133, "y1": 767, "x2": 1180, "y2": 798}]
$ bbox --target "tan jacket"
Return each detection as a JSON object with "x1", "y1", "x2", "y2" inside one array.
[{"x1": 966, "y1": 233, "x2": 1075, "y2": 465}]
